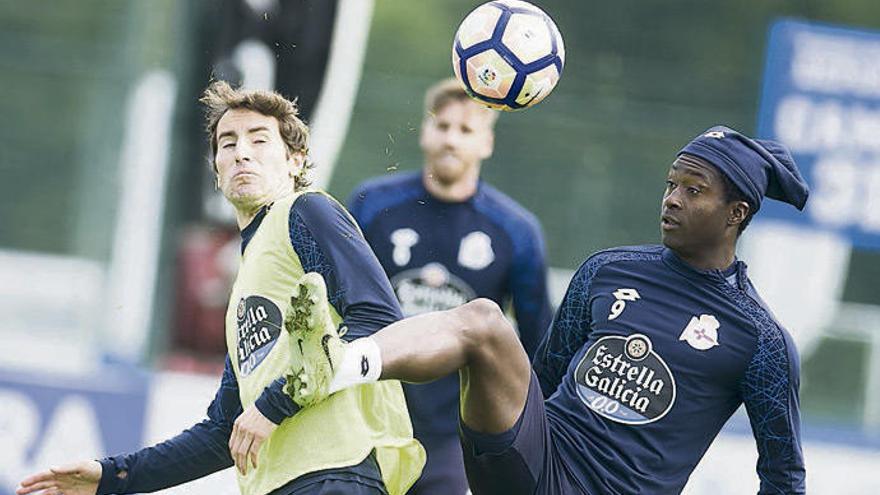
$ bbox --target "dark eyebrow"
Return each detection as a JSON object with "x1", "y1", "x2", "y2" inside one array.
[{"x1": 217, "y1": 126, "x2": 271, "y2": 142}]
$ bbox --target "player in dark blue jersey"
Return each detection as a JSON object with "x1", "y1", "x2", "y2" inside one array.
[
  {"x1": 347, "y1": 78, "x2": 552, "y2": 495},
  {"x1": 301, "y1": 125, "x2": 809, "y2": 494}
]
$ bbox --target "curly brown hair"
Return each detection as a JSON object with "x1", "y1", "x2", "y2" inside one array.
[{"x1": 200, "y1": 80, "x2": 314, "y2": 190}]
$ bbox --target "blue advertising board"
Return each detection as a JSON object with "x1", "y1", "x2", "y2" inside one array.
[
  {"x1": 757, "y1": 19, "x2": 880, "y2": 249},
  {"x1": 0, "y1": 367, "x2": 149, "y2": 495}
]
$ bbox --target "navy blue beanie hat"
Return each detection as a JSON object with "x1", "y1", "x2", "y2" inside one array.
[{"x1": 678, "y1": 125, "x2": 809, "y2": 213}]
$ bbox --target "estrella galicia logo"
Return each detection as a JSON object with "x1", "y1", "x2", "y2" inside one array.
[
  {"x1": 574, "y1": 334, "x2": 676, "y2": 425},
  {"x1": 236, "y1": 295, "x2": 283, "y2": 376},
  {"x1": 391, "y1": 263, "x2": 476, "y2": 317}
]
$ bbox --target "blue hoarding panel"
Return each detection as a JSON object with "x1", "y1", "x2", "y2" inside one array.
[
  {"x1": 0, "y1": 366, "x2": 149, "y2": 495},
  {"x1": 758, "y1": 19, "x2": 880, "y2": 249}
]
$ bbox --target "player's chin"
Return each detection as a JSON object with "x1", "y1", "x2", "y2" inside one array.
[
  {"x1": 430, "y1": 162, "x2": 465, "y2": 182},
  {"x1": 226, "y1": 186, "x2": 265, "y2": 205},
  {"x1": 660, "y1": 227, "x2": 685, "y2": 249}
]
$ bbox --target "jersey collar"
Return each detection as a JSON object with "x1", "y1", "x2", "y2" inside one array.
[
  {"x1": 661, "y1": 247, "x2": 748, "y2": 289},
  {"x1": 240, "y1": 203, "x2": 271, "y2": 253}
]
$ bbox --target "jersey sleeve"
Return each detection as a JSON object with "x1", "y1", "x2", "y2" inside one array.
[
  {"x1": 533, "y1": 257, "x2": 597, "y2": 399},
  {"x1": 252, "y1": 192, "x2": 405, "y2": 424},
  {"x1": 508, "y1": 222, "x2": 552, "y2": 360},
  {"x1": 346, "y1": 184, "x2": 368, "y2": 228},
  {"x1": 740, "y1": 322, "x2": 806, "y2": 494},
  {"x1": 96, "y1": 357, "x2": 240, "y2": 494},
  {"x1": 253, "y1": 377, "x2": 300, "y2": 425},
  {"x1": 289, "y1": 192, "x2": 403, "y2": 339}
]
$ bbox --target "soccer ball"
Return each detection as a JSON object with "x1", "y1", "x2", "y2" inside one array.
[{"x1": 452, "y1": 0, "x2": 565, "y2": 111}]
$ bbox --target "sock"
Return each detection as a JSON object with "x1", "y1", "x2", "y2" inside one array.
[{"x1": 328, "y1": 337, "x2": 383, "y2": 394}]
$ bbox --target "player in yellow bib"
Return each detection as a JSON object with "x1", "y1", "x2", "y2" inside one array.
[{"x1": 17, "y1": 81, "x2": 424, "y2": 495}]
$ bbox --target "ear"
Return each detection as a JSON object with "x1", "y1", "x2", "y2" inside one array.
[
  {"x1": 480, "y1": 128, "x2": 495, "y2": 160},
  {"x1": 727, "y1": 201, "x2": 750, "y2": 228},
  {"x1": 418, "y1": 116, "x2": 432, "y2": 152},
  {"x1": 287, "y1": 150, "x2": 305, "y2": 176}
]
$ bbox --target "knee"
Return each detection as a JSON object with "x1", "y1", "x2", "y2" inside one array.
[{"x1": 454, "y1": 298, "x2": 515, "y2": 352}]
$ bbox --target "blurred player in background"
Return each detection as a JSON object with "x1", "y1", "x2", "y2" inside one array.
[
  {"x1": 17, "y1": 81, "x2": 423, "y2": 495},
  {"x1": 296, "y1": 125, "x2": 808, "y2": 494},
  {"x1": 347, "y1": 78, "x2": 552, "y2": 494}
]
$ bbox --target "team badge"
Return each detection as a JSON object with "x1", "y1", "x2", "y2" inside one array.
[
  {"x1": 458, "y1": 231, "x2": 494, "y2": 270},
  {"x1": 574, "y1": 334, "x2": 676, "y2": 425},
  {"x1": 679, "y1": 314, "x2": 721, "y2": 351}
]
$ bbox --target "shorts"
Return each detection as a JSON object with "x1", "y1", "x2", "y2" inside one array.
[
  {"x1": 271, "y1": 451, "x2": 387, "y2": 495},
  {"x1": 407, "y1": 434, "x2": 469, "y2": 495},
  {"x1": 459, "y1": 370, "x2": 570, "y2": 495}
]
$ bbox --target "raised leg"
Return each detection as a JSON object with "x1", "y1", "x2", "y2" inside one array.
[{"x1": 373, "y1": 298, "x2": 531, "y2": 434}]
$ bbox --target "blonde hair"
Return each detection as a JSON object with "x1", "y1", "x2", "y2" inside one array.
[
  {"x1": 423, "y1": 78, "x2": 499, "y2": 127},
  {"x1": 200, "y1": 80, "x2": 314, "y2": 190}
]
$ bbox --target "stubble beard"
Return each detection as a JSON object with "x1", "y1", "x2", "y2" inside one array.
[{"x1": 428, "y1": 156, "x2": 467, "y2": 185}]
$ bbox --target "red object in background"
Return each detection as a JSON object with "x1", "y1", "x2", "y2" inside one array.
[{"x1": 165, "y1": 225, "x2": 239, "y2": 373}]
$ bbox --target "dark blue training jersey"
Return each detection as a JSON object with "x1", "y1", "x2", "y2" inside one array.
[
  {"x1": 348, "y1": 171, "x2": 552, "y2": 439},
  {"x1": 534, "y1": 245, "x2": 805, "y2": 495},
  {"x1": 97, "y1": 192, "x2": 402, "y2": 494}
]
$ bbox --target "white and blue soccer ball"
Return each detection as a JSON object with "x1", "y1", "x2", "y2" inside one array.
[{"x1": 452, "y1": 0, "x2": 565, "y2": 111}]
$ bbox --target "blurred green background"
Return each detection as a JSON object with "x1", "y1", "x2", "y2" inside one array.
[
  {"x1": 5, "y1": 0, "x2": 880, "y2": 269},
  {"x1": 2, "y1": 0, "x2": 879, "y2": 429}
]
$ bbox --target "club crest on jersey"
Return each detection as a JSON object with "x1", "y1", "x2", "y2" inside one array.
[
  {"x1": 608, "y1": 288, "x2": 641, "y2": 320},
  {"x1": 458, "y1": 231, "x2": 494, "y2": 270},
  {"x1": 236, "y1": 295, "x2": 283, "y2": 376},
  {"x1": 679, "y1": 314, "x2": 720, "y2": 351},
  {"x1": 574, "y1": 334, "x2": 676, "y2": 425}
]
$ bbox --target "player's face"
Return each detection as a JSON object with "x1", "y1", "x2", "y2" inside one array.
[
  {"x1": 214, "y1": 109, "x2": 301, "y2": 209},
  {"x1": 420, "y1": 99, "x2": 494, "y2": 185},
  {"x1": 660, "y1": 155, "x2": 733, "y2": 255}
]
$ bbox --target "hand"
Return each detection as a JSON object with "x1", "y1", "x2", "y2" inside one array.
[
  {"x1": 17, "y1": 460, "x2": 101, "y2": 495},
  {"x1": 229, "y1": 404, "x2": 278, "y2": 476}
]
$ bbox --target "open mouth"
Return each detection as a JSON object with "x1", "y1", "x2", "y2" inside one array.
[{"x1": 660, "y1": 215, "x2": 680, "y2": 229}]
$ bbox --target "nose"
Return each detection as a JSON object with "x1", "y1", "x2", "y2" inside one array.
[
  {"x1": 441, "y1": 128, "x2": 461, "y2": 149},
  {"x1": 234, "y1": 140, "x2": 252, "y2": 163},
  {"x1": 663, "y1": 188, "x2": 682, "y2": 210}
]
